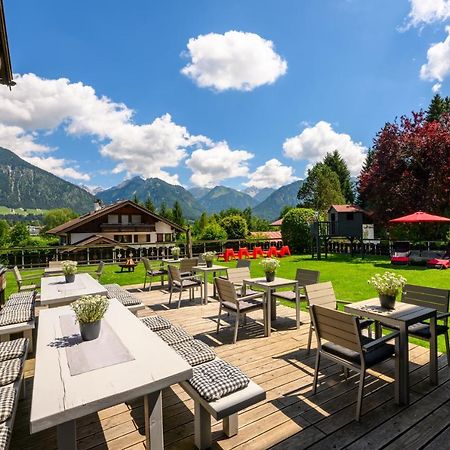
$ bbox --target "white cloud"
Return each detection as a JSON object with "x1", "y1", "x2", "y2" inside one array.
[
  {"x1": 24, "y1": 156, "x2": 90, "y2": 181},
  {"x1": 186, "y1": 142, "x2": 253, "y2": 187},
  {"x1": 406, "y1": 0, "x2": 450, "y2": 27},
  {"x1": 282, "y1": 121, "x2": 367, "y2": 176},
  {"x1": 181, "y1": 31, "x2": 287, "y2": 92},
  {"x1": 420, "y1": 26, "x2": 450, "y2": 88},
  {"x1": 244, "y1": 159, "x2": 297, "y2": 189}
]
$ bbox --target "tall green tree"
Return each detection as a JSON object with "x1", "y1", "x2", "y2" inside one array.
[
  {"x1": 132, "y1": 194, "x2": 142, "y2": 205},
  {"x1": 10, "y1": 222, "x2": 30, "y2": 246},
  {"x1": 43, "y1": 208, "x2": 78, "y2": 231},
  {"x1": 220, "y1": 215, "x2": 248, "y2": 239},
  {"x1": 297, "y1": 163, "x2": 345, "y2": 213},
  {"x1": 281, "y1": 208, "x2": 316, "y2": 253},
  {"x1": 144, "y1": 196, "x2": 155, "y2": 212},
  {"x1": 172, "y1": 201, "x2": 185, "y2": 226},
  {"x1": 0, "y1": 220, "x2": 9, "y2": 247},
  {"x1": 158, "y1": 203, "x2": 173, "y2": 221},
  {"x1": 323, "y1": 150, "x2": 354, "y2": 203},
  {"x1": 426, "y1": 94, "x2": 450, "y2": 122}
]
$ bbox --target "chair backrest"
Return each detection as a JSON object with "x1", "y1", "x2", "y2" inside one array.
[
  {"x1": 168, "y1": 264, "x2": 182, "y2": 283},
  {"x1": 141, "y1": 257, "x2": 151, "y2": 272},
  {"x1": 227, "y1": 267, "x2": 251, "y2": 285},
  {"x1": 402, "y1": 284, "x2": 450, "y2": 314},
  {"x1": 48, "y1": 261, "x2": 62, "y2": 268},
  {"x1": 296, "y1": 268, "x2": 320, "y2": 287},
  {"x1": 96, "y1": 261, "x2": 105, "y2": 276},
  {"x1": 179, "y1": 258, "x2": 198, "y2": 273},
  {"x1": 236, "y1": 259, "x2": 251, "y2": 269},
  {"x1": 198, "y1": 254, "x2": 206, "y2": 265},
  {"x1": 214, "y1": 277, "x2": 239, "y2": 306},
  {"x1": 305, "y1": 281, "x2": 337, "y2": 309},
  {"x1": 13, "y1": 266, "x2": 22, "y2": 284},
  {"x1": 310, "y1": 304, "x2": 362, "y2": 353}
]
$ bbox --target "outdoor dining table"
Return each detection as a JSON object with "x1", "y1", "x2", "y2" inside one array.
[
  {"x1": 242, "y1": 277, "x2": 300, "y2": 337},
  {"x1": 345, "y1": 297, "x2": 438, "y2": 406},
  {"x1": 193, "y1": 264, "x2": 228, "y2": 304},
  {"x1": 40, "y1": 273, "x2": 108, "y2": 308},
  {"x1": 30, "y1": 299, "x2": 192, "y2": 450}
]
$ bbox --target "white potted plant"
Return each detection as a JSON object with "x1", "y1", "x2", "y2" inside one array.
[
  {"x1": 368, "y1": 271, "x2": 407, "y2": 309},
  {"x1": 260, "y1": 258, "x2": 280, "y2": 282},
  {"x1": 71, "y1": 294, "x2": 109, "y2": 341},
  {"x1": 171, "y1": 246, "x2": 181, "y2": 260},
  {"x1": 61, "y1": 260, "x2": 77, "y2": 283},
  {"x1": 203, "y1": 251, "x2": 216, "y2": 268}
]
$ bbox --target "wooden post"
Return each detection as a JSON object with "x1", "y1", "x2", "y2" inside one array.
[{"x1": 186, "y1": 227, "x2": 193, "y2": 258}]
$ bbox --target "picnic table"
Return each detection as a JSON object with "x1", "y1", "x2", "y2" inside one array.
[
  {"x1": 242, "y1": 277, "x2": 300, "y2": 337},
  {"x1": 30, "y1": 299, "x2": 192, "y2": 449},
  {"x1": 40, "y1": 273, "x2": 108, "y2": 308},
  {"x1": 345, "y1": 297, "x2": 438, "y2": 405}
]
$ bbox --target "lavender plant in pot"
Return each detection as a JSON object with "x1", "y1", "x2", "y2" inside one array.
[
  {"x1": 368, "y1": 272, "x2": 407, "y2": 309},
  {"x1": 61, "y1": 260, "x2": 77, "y2": 283},
  {"x1": 203, "y1": 251, "x2": 216, "y2": 268},
  {"x1": 71, "y1": 295, "x2": 109, "y2": 341},
  {"x1": 260, "y1": 258, "x2": 280, "y2": 282}
]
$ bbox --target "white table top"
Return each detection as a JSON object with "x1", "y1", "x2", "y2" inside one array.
[
  {"x1": 243, "y1": 277, "x2": 298, "y2": 288},
  {"x1": 40, "y1": 273, "x2": 108, "y2": 307},
  {"x1": 193, "y1": 264, "x2": 228, "y2": 272},
  {"x1": 30, "y1": 299, "x2": 192, "y2": 433}
]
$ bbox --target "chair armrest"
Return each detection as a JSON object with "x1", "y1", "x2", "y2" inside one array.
[
  {"x1": 336, "y1": 300, "x2": 351, "y2": 305},
  {"x1": 437, "y1": 312, "x2": 450, "y2": 320},
  {"x1": 362, "y1": 331, "x2": 399, "y2": 352},
  {"x1": 239, "y1": 292, "x2": 264, "y2": 302}
]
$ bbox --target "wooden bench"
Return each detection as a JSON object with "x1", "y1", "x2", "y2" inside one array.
[{"x1": 179, "y1": 358, "x2": 266, "y2": 449}]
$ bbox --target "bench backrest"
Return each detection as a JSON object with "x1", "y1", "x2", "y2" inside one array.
[
  {"x1": 48, "y1": 261, "x2": 62, "y2": 268},
  {"x1": 305, "y1": 281, "x2": 337, "y2": 309},
  {"x1": 296, "y1": 268, "x2": 320, "y2": 287},
  {"x1": 179, "y1": 258, "x2": 198, "y2": 273},
  {"x1": 311, "y1": 304, "x2": 361, "y2": 353},
  {"x1": 226, "y1": 267, "x2": 251, "y2": 286},
  {"x1": 402, "y1": 284, "x2": 450, "y2": 314},
  {"x1": 215, "y1": 277, "x2": 239, "y2": 306}
]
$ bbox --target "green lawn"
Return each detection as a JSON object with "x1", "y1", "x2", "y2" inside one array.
[{"x1": 6, "y1": 254, "x2": 450, "y2": 350}]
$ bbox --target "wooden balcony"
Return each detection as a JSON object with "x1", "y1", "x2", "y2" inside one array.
[{"x1": 12, "y1": 285, "x2": 450, "y2": 449}]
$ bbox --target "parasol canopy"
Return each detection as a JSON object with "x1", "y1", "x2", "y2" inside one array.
[{"x1": 389, "y1": 211, "x2": 450, "y2": 223}]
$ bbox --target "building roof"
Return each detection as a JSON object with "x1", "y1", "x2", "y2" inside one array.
[
  {"x1": 270, "y1": 218, "x2": 283, "y2": 226},
  {"x1": 71, "y1": 234, "x2": 124, "y2": 246},
  {"x1": 0, "y1": 0, "x2": 14, "y2": 87},
  {"x1": 329, "y1": 204, "x2": 367, "y2": 214},
  {"x1": 47, "y1": 200, "x2": 186, "y2": 235},
  {"x1": 250, "y1": 231, "x2": 282, "y2": 240}
]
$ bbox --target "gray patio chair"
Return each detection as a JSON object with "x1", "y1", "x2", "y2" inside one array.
[
  {"x1": 142, "y1": 257, "x2": 167, "y2": 290},
  {"x1": 222, "y1": 267, "x2": 258, "y2": 296},
  {"x1": 310, "y1": 304, "x2": 399, "y2": 421},
  {"x1": 179, "y1": 257, "x2": 199, "y2": 277},
  {"x1": 236, "y1": 259, "x2": 250, "y2": 268},
  {"x1": 168, "y1": 264, "x2": 202, "y2": 308},
  {"x1": 13, "y1": 266, "x2": 39, "y2": 292},
  {"x1": 93, "y1": 261, "x2": 104, "y2": 281},
  {"x1": 305, "y1": 281, "x2": 373, "y2": 353},
  {"x1": 214, "y1": 277, "x2": 265, "y2": 344}
]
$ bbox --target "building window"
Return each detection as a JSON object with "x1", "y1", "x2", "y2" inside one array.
[
  {"x1": 108, "y1": 214, "x2": 119, "y2": 224},
  {"x1": 114, "y1": 235, "x2": 132, "y2": 243},
  {"x1": 133, "y1": 235, "x2": 138, "y2": 243},
  {"x1": 346, "y1": 212, "x2": 354, "y2": 221},
  {"x1": 156, "y1": 233, "x2": 163, "y2": 242},
  {"x1": 121, "y1": 215, "x2": 129, "y2": 224},
  {"x1": 164, "y1": 233, "x2": 173, "y2": 242},
  {"x1": 131, "y1": 215, "x2": 141, "y2": 224},
  {"x1": 146, "y1": 234, "x2": 151, "y2": 243},
  {"x1": 330, "y1": 213, "x2": 336, "y2": 221}
]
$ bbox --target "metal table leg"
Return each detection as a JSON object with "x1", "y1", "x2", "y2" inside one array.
[
  {"x1": 203, "y1": 272, "x2": 208, "y2": 305},
  {"x1": 144, "y1": 390, "x2": 164, "y2": 450},
  {"x1": 430, "y1": 314, "x2": 438, "y2": 385},
  {"x1": 266, "y1": 288, "x2": 272, "y2": 337},
  {"x1": 57, "y1": 420, "x2": 77, "y2": 450},
  {"x1": 295, "y1": 282, "x2": 300, "y2": 329},
  {"x1": 398, "y1": 323, "x2": 409, "y2": 405}
]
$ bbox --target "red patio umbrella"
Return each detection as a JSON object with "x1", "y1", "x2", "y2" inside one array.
[{"x1": 389, "y1": 211, "x2": 450, "y2": 223}]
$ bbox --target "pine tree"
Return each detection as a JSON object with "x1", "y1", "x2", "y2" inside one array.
[
  {"x1": 159, "y1": 203, "x2": 172, "y2": 221},
  {"x1": 172, "y1": 201, "x2": 185, "y2": 226},
  {"x1": 323, "y1": 150, "x2": 354, "y2": 203},
  {"x1": 132, "y1": 194, "x2": 141, "y2": 205},
  {"x1": 144, "y1": 196, "x2": 155, "y2": 212},
  {"x1": 426, "y1": 94, "x2": 450, "y2": 122}
]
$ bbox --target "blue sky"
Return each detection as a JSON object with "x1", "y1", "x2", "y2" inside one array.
[{"x1": 1, "y1": 0, "x2": 449, "y2": 192}]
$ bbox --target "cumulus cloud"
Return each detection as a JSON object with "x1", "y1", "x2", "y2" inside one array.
[
  {"x1": 186, "y1": 142, "x2": 253, "y2": 187},
  {"x1": 244, "y1": 159, "x2": 297, "y2": 189},
  {"x1": 406, "y1": 0, "x2": 450, "y2": 28},
  {"x1": 0, "y1": 73, "x2": 212, "y2": 184},
  {"x1": 282, "y1": 121, "x2": 367, "y2": 176},
  {"x1": 181, "y1": 31, "x2": 287, "y2": 92},
  {"x1": 420, "y1": 26, "x2": 450, "y2": 88}
]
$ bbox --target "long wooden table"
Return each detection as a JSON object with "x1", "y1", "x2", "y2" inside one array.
[
  {"x1": 40, "y1": 273, "x2": 108, "y2": 307},
  {"x1": 30, "y1": 299, "x2": 192, "y2": 449},
  {"x1": 345, "y1": 297, "x2": 437, "y2": 405}
]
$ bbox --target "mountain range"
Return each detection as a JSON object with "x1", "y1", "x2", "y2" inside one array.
[{"x1": 0, "y1": 146, "x2": 302, "y2": 220}]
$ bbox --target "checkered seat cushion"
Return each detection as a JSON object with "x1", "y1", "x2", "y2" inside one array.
[
  {"x1": 104, "y1": 285, "x2": 142, "y2": 306},
  {"x1": 172, "y1": 339, "x2": 216, "y2": 366},
  {"x1": 0, "y1": 339, "x2": 28, "y2": 362},
  {"x1": 0, "y1": 424, "x2": 10, "y2": 450},
  {"x1": 6, "y1": 291, "x2": 35, "y2": 306},
  {"x1": 140, "y1": 316, "x2": 172, "y2": 332},
  {"x1": 0, "y1": 359, "x2": 21, "y2": 387},
  {"x1": 0, "y1": 304, "x2": 33, "y2": 326},
  {"x1": 189, "y1": 359, "x2": 250, "y2": 401},
  {"x1": 156, "y1": 326, "x2": 193, "y2": 345},
  {"x1": 0, "y1": 385, "x2": 15, "y2": 423}
]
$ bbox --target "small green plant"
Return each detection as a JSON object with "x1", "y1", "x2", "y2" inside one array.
[
  {"x1": 260, "y1": 257, "x2": 280, "y2": 273},
  {"x1": 61, "y1": 260, "x2": 77, "y2": 275},
  {"x1": 171, "y1": 246, "x2": 181, "y2": 258},
  {"x1": 71, "y1": 295, "x2": 109, "y2": 324},
  {"x1": 203, "y1": 251, "x2": 216, "y2": 262},
  {"x1": 368, "y1": 272, "x2": 407, "y2": 297}
]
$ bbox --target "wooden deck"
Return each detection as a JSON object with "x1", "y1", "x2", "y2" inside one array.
[{"x1": 10, "y1": 283, "x2": 450, "y2": 450}]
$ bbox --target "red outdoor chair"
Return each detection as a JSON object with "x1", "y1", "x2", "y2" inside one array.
[
  {"x1": 252, "y1": 247, "x2": 265, "y2": 259},
  {"x1": 277, "y1": 245, "x2": 291, "y2": 257},
  {"x1": 224, "y1": 248, "x2": 237, "y2": 262},
  {"x1": 266, "y1": 246, "x2": 278, "y2": 258},
  {"x1": 238, "y1": 247, "x2": 251, "y2": 259}
]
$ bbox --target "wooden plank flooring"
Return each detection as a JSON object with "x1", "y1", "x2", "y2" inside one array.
[{"x1": 10, "y1": 283, "x2": 450, "y2": 449}]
